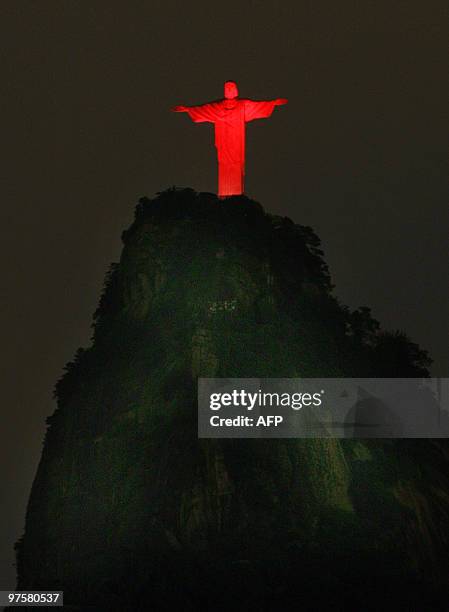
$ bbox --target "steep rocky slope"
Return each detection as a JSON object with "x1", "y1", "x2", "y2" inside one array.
[{"x1": 14, "y1": 189, "x2": 449, "y2": 610}]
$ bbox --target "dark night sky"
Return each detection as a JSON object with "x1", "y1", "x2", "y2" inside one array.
[{"x1": 1, "y1": 1, "x2": 448, "y2": 588}]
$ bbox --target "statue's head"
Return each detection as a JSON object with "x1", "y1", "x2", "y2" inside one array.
[{"x1": 224, "y1": 81, "x2": 238, "y2": 99}]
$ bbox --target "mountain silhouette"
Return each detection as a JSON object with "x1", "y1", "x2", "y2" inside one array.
[{"x1": 12, "y1": 188, "x2": 449, "y2": 610}]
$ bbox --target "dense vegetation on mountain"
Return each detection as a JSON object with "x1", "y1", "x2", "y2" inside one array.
[{"x1": 14, "y1": 189, "x2": 448, "y2": 610}]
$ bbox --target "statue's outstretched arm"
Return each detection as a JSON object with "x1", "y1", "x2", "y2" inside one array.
[
  {"x1": 172, "y1": 102, "x2": 220, "y2": 123},
  {"x1": 244, "y1": 98, "x2": 288, "y2": 122}
]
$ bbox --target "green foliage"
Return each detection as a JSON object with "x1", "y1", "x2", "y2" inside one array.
[{"x1": 15, "y1": 188, "x2": 448, "y2": 610}]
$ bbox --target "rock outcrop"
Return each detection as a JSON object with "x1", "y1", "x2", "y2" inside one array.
[{"x1": 14, "y1": 188, "x2": 449, "y2": 610}]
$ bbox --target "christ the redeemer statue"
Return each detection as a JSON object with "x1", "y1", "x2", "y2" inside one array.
[{"x1": 172, "y1": 81, "x2": 287, "y2": 197}]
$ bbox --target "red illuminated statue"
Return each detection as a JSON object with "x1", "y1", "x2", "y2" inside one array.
[{"x1": 173, "y1": 81, "x2": 287, "y2": 197}]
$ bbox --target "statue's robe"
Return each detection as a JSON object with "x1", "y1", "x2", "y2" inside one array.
[{"x1": 184, "y1": 99, "x2": 278, "y2": 197}]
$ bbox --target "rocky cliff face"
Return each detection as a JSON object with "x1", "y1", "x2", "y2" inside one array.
[{"x1": 14, "y1": 189, "x2": 449, "y2": 609}]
